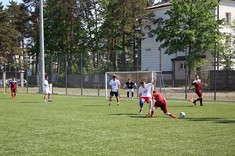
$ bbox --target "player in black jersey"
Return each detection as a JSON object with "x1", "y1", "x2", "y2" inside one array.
[{"x1": 123, "y1": 79, "x2": 137, "y2": 100}]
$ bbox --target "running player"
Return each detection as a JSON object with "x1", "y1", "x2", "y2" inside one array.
[{"x1": 189, "y1": 74, "x2": 203, "y2": 106}]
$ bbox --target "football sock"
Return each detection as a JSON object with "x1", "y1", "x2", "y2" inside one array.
[{"x1": 139, "y1": 100, "x2": 144, "y2": 107}]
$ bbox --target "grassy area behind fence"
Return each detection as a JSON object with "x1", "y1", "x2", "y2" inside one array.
[{"x1": 1, "y1": 87, "x2": 234, "y2": 102}]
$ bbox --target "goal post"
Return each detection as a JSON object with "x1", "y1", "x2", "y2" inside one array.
[{"x1": 105, "y1": 71, "x2": 165, "y2": 99}]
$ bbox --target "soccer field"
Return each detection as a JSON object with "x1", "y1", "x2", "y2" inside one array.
[{"x1": 0, "y1": 94, "x2": 234, "y2": 156}]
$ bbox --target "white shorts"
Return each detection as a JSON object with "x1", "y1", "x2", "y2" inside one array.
[
  {"x1": 44, "y1": 88, "x2": 51, "y2": 94},
  {"x1": 127, "y1": 89, "x2": 134, "y2": 92},
  {"x1": 44, "y1": 84, "x2": 52, "y2": 94}
]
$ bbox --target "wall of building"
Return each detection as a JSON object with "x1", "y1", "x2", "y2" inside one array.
[{"x1": 141, "y1": 1, "x2": 235, "y2": 80}]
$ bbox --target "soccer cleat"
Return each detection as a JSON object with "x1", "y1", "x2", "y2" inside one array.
[
  {"x1": 200, "y1": 104, "x2": 204, "y2": 106},
  {"x1": 48, "y1": 99, "x2": 52, "y2": 102},
  {"x1": 193, "y1": 101, "x2": 196, "y2": 106},
  {"x1": 139, "y1": 108, "x2": 143, "y2": 113},
  {"x1": 150, "y1": 111, "x2": 155, "y2": 118},
  {"x1": 43, "y1": 100, "x2": 46, "y2": 103}
]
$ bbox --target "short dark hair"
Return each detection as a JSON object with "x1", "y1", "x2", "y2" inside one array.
[{"x1": 112, "y1": 75, "x2": 116, "y2": 78}]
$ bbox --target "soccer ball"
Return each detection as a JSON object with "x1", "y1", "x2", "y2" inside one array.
[{"x1": 179, "y1": 112, "x2": 186, "y2": 118}]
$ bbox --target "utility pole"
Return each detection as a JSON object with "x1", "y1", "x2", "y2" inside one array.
[{"x1": 39, "y1": 0, "x2": 45, "y2": 93}]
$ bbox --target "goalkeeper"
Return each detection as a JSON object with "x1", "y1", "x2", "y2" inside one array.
[{"x1": 123, "y1": 79, "x2": 137, "y2": 100}]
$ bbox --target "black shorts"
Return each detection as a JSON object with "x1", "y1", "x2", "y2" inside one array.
[{"x1": 110, "y1": 91, "x2": 119, "y2": 97}]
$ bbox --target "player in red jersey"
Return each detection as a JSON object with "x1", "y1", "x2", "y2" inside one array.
[
  {"x1": 9, "y1": 77, "x2": 17, "y2": 99},
  {"x1": 189, "y1": 75, "x2": 203, "y2": 106},
  {"x1": 151, "y1": 90, "x2": 177, "y2": 118}
]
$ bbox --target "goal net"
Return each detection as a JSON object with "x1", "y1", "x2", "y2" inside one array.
[{"x1": 105, "y1": 71, "x2": 165, "y2": 98}]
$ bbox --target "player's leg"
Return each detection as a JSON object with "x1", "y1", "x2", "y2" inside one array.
[
  {"x1": 14, "y1": 89, "x2": 16, "y2": 98},
  {"x1": 139, "y1": 98, "x2": 145, "y2": 113},
  {"x1": 48, "y1": 93, "x2": 52, "y2": 102},
  {"x1": 43, "y1": 93, "x2": 47, "y2": 102},
  {"x1": 109, "y1": 92, "x2": 113, "y2": 106},
  {"x1": 194, "y1": 91, "x2": 203, "y2": 106},
  {"x1": 162, "y1": 104, "x2": 177, "y2": 118},
  {"x1": 13, "y1": 90, "x2": 16, "y2": 99},
  {"x1": 193, "y1": 91, "x2": 200, "y2": 105},
  {"x1": 199, "y1": 91, "x2": 203, "y2": 106},
  {"x1": 131, "y1": 91, "x2": 134, "y2": 100},
  {"x1": 199, "y1": 96, "x2": 203, "y2": 106},
  {"x1": 115, "y1": 92, "x2": 120, "y2": 106},
  {"x1": 150, "y1": 101, "x2": 155, "y2": 117},
  {"x1": 147, "y1": 98, "x2": 153, "y2": 116},
  {"x1": 11, "y1": 90, "x2": 14, "y2": 98},
  {"x1": 127, "y1": 91, "x2": 130, "y2": 100}
]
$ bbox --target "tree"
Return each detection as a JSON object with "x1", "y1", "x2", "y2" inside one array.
[
  {"x1": 0, "y1": 2, "x2": 19, "y2": 71},
  {"x1": 218, "y1": 20, "x2": 235, "y2": 70},
  {"x1": 7, "y1": 1, "x2": 30, "y2": 71},
  {"x1": 153, "y1": 0, "x2": 222, "y2": 76},
  {"x1": 100, "y1": 0, "x2": 152, "y2": 71}
]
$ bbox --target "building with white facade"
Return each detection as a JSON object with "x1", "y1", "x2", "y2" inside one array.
[{"x1": 141, "y1": 0, "x2": 235, "y2": 86}]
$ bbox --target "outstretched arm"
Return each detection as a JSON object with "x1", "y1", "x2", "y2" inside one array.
[{"x1": 152, "y1": 78, "x2": 156, "y2": 84}]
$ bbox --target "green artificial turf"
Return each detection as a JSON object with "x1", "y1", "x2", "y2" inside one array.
[{"x1": 0, "y1": 93, "x2": 234, "y2": 156}]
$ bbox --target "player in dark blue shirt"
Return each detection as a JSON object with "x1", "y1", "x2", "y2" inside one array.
[{"x1": 123, "y1": 79, "x2": 137, "y2": 100}]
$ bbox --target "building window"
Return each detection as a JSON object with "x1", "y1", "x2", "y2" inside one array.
[
  {"x1": 225, "y1": 12, "x2": 231, "y2": 24},
  {"x1": 179, "y1": 62, "x2": 186, "y2": 70}
]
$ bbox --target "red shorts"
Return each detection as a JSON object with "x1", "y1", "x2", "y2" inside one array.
[
  {"x1": 11, "y1": 88, "x2": 16, "y2": 93},
  {"x1": 196, "y1": 90, "x2": 202, "y2": 97},
  {"x1": 140, "y1": 97, "x2": 151, "y2": 103},
  {"x1": 155, "y1": 101, "x2": 168, "y2": 113}
]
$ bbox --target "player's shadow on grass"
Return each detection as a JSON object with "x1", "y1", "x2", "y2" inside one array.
[
  {"x1": 110, "y1": 113, "x2": 139, "y2": 116},
  {"x1": 109, "y1": 113, "x2": 150, "y2": 118},
  {"x1": 186, "y1": 117, "x2": 235, "y2": 124},
  {"x1": 84, "y1": 105, "x2": 106, "y2": 107},
  {"x1": 169, "y1": 105, "x2": 194, "y2": 107},
  {"x1": 129, "y1": 115, "x2": 152, "y2": 118},
  {"x1": 19, "y1": 101, "x2": 42, "y2": 103}
]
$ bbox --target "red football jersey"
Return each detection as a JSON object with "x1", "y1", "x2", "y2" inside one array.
[
  {"x1": 192, "y1": 79, "x2": 202, "y2": 91},
  {"x1": 10, "y1": 81, "x2": 17, "y2": 89},
  {"x1": 152, "y1": 92, "x2": 166, "y2": 102}
]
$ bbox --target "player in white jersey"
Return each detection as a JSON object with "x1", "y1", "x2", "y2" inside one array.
[
  {"x1": 109, "y1": 75, "x2": 121, "y2": 106},
  {"x1": 138, "y1": 79, "x2": 156, "y2": 115},
  {"x1": 43, "y1": 75, "x2": 52, "y2": 102}
]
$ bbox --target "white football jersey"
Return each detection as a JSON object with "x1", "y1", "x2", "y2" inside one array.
[
  {"x1": 139, "y1": 83, "x2": 153, "y2": 98},
  {"x1": 109, "y1": 79, "x2": 120, "y2": 92}
]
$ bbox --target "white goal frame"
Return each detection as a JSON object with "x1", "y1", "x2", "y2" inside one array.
[{"x1": 105, "y1": 71, "x2": 165, "y2": 98}]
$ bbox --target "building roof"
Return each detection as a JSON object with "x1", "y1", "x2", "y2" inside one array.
[
  {"x1": 148, "y1": 0, "x2": 235, "y2": 10},
  {"x1": 171, "y1": 55, "x2": 206, "y2": 61}
]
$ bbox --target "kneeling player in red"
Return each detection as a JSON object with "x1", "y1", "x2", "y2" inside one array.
[{"x1": 151, "y1": 90, "x2": 177, "y2": 118}]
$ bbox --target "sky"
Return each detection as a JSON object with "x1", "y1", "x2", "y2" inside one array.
[
  {"x1": 1, "y1": 0, "x2": 22, "y2": 7},
  {"x1": 1, "y1": 0, "x2": 161, "y2": 7}
]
